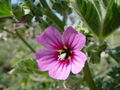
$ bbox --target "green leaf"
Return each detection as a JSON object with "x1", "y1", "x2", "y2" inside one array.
[
  {"x1": 108, "y1": 46, "x2": 120, "y2": 64},
  {"x1": 0, "y1": 0, "x2": 12, "y2": 18},
  {"x1": 51, "y1": 0, "x2": 72, "y2": 16},
  {"x1": 96, "y1": 66, "x2": 120, "y2": 90},
  {"x1": 12, "y1": 5, "x2": 24, "y2": 20},
  {"x1": 71, "y1": 0, "x2": 120, "y2": 40},
  {"x1": 70, "y1": 0, "x2": 101, "y2": 36},
  {"x1": 22, "y1": 14, "x2": 33, "y2": 24},
  {"x1": 87, "y1": 42, "x2": 107, "y2": 64},
  {"x1": 103, "y1": 0, "x2": 109, "y2": 6},
  {"x1": 11, "y1": 58, "x2": 47, "y2": 75},
  {"x1": 89, "y1": 50, "x2": 101, "y2": 64},
  {"x1": 102, "y1": 0, "x2": 120, "y2": 37}
]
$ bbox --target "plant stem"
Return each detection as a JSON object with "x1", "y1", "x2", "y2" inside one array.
[
  {"x1": 63, "y1": 12, "x2": 67, "y2": 24},
  {"x1": 16, "y1": 30, "x2": 35, "y2": 53},
  {"x1": 83, "y1": 61, "x2": 99, "y2": 90},
  {"x1": 39, "y1": 0, "x2": 65, "y2": 32},
  {"x1": 1, "y1": 26, "x2": 35, "y2": 53},
  {"x1": 12, "y1": 12, "x2": 36, "y2": 53},
  {"x1": 1, "y1": 28, "x2": 14, "y2": 35}
]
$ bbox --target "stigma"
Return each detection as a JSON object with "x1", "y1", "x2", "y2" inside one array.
[
  {"x1": 57, "y1": 46, "x2": 72, "y2": 61},
  {"x1": 58, "y1": 53, "x2": 67, "y2": 61}
]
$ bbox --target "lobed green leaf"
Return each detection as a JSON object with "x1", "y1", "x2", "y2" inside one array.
[
  {"x1": 71, "y1": 0, "x2": 120, "y2": 40},
  {"x1": 0, "y1": 0, "x2": 12, "y2": 18}
]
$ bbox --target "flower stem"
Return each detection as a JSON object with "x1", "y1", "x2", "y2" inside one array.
[
  {"x1": 16, "y1": 30, "x2": 35, "y2": 53},
  {"x1": 83, "y1": 61, "x2": 99, "y2": 90}
]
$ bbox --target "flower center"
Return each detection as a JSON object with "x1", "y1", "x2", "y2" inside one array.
[{"x1": 58, "y1": 46, "x2": 72, "y2": 61}]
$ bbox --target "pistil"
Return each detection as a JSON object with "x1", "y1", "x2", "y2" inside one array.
[{"x1": 58, "y1": 46, "x2": 72, "y2": 61}]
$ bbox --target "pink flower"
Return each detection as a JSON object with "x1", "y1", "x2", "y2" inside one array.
[{"x1": 35, "y1": 26, "x2": 87, "y2": 80}]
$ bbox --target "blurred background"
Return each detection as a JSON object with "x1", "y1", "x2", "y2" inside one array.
[{"x1": 0, "y1": 0, "x2": 120, "y2": 90}]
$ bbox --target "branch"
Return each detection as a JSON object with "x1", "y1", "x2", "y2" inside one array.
[{"x1": 83, "y1": 61, "x2": 100, "y2": 90}]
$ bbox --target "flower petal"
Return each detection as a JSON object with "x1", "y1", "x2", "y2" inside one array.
[
  {"x1": 35, "y1": 49, "x2": 58, "y2": 71},
  {"x1": 35, "y1": 49, "x2": 57, "y2": 60},
  {"x1": 37, "y1": 56, "x2": 57, "y2": 71},
  {"x1": 63, "y1": 26, "x2": 86, "y2": 50},
  {"x1": 36, "y1": 26, "x2": 63, "y2": 49},
  {"x1": 49, "y1": 61, "x2": 71, "y2": 80},
  {"x1": 71, "y1": 51, "x2": 87, "y2": 74}
]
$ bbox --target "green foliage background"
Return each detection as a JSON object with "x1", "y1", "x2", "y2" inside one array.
[{"x1": 0, "y1": 0, "x2": 120, "y2": 90}]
